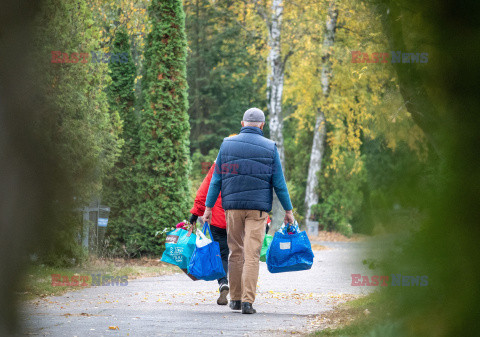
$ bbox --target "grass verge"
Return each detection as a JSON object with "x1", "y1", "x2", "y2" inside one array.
[{"x1": 308, "y1": 292, "x2": 392, "y2": 337}]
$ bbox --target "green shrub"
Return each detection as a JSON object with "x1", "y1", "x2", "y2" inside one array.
[
  {"x1": 312, "y1": 153, "x2": 366, "y2": 232},
  {"x1": 337, "y1": 221, "x2": 353, "y2": 238}
]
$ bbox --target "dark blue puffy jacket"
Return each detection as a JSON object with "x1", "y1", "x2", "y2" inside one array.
[{"x1": 216, "y1": 126, "x2": 275, "y2": 211}]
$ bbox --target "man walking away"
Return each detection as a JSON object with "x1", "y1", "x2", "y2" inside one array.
[{"x1": 203, "y1": 107, "x2": 294, "y2": 314}]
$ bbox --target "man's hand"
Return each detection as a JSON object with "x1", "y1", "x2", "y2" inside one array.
[
  {"x1": 203, "y1": 207, "x2": 213, "y2": 224},
  {"x1": 284, "y1": 210, "x2": 294, "y2": 224}
]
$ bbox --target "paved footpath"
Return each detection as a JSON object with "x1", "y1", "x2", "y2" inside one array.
[{"x1": 20, "y1": 241, "x2": 374, "y2": 337}]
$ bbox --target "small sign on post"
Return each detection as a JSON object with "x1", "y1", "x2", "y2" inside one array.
[
  {"x1": 80, "y1": 203, "x2": 110, "y2": 251},
  {"x1": 97, "y1": 218, "x2": 108, "y2": 227}
]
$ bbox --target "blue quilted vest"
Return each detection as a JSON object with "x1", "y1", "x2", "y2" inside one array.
[{"x1": 219, "y1": 126, "x2": 276, "y2": 212}]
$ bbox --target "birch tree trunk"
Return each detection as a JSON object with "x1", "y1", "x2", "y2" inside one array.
[
  {"x1": 267, "y1": 0, "x2": 285, "y2": 166},
  {"x1": 304, "y1": 1, "x2": 338, "y2": 222},
  {"x1": 305, "y1": 111, "x2": 327, "y2": 221},
  {"x1": 257, "y1": 0, "x2": 288, "y2": 228}
]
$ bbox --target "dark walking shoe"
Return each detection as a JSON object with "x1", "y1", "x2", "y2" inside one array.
[
  {"x1": 217, "y1": 284, "x2": 229, "y2": 305},
  {"x1": 241, "y1": 302, "x2": 256, "y2": 314},
  {"x1": 229, "y1": 300, "x2": 241, "y2": 310}
]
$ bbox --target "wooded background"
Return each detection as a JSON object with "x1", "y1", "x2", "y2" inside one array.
[
  {"x1": 68, "y1": 0, "x2": 433, "y2": 258},
  {"x1": 1, "y1": 0, "x2": 479, "y2": 334},
  {"x1": 1, "y1": 0, "x2": 438, "y2": 259}
]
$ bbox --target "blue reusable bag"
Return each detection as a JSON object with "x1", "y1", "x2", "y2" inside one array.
[
  {"x1": 187, "y1": 223, "x2": 226, "y2": 281},
  {"x1": 266, "y1": 221, "x2": 314, "y2": 273},
  {"x1": 160, "y1": 226, "x2": 197, "y2": 269}
]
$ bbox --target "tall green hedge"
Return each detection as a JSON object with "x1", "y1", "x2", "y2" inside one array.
[
  {"x1": 103, "y1": 27, "x2": 139, "y2": 256},
  {"x1": 134, "y1": 0, "x2": 191, "y2": 255}
]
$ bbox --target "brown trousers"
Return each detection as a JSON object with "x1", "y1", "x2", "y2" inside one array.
[{"x1": 226, "y1": 209, "x2": 267, "y2": 304}]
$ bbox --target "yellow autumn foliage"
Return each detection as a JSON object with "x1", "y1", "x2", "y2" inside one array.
[{"x1": 284, "y1": 0, "x2": 427, "y2": 175}]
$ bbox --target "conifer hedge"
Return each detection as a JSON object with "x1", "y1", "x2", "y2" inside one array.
[
  {"x1": 103, "y1": 27, "x2": 140, "y2": 256},
  {"x1": 134, "y1": 0, "x2": 191, "y2": 254}
]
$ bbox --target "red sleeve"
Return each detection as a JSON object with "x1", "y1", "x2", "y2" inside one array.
[{"x1": 190, "y1": 163, "x2": 216, "y2": 216}]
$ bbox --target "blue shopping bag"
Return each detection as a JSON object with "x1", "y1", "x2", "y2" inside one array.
[
  {"x1": 160, "y1": 225, "x2": 197, "y2": 269},
  {"x1": 266, "y1": 221, "x2": 314, "y2": 273},
  {"x1": 187, "y1": 223, "x2": 226, "y2": 281}
]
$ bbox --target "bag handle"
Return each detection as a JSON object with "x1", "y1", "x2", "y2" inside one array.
[
  {"x1": 186, "y1": 222, "x2": 196, "y2": 237},
  {"x1": 196, "y1": 224, "x2": 212, "y2": 248},
  {"x1": 196, "y1": 229, "x2": 209, "y2": 241},
  {"x1": 282, "y1": 220, "x2": 299, "y2": 234},
  {"x1": 202, "y1": 222, "x2": 213, "y2": 239}
]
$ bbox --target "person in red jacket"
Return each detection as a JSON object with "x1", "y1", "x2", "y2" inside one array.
[{"x1": 189, "y1": 161, "x2": 229, "y2": 305}]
